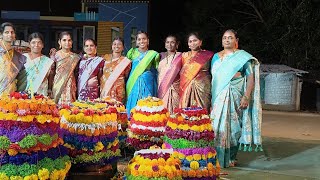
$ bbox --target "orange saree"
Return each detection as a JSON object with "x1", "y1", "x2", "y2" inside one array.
[{"x1": 179, "y1": 50, "x2": 213, "y2": 110}]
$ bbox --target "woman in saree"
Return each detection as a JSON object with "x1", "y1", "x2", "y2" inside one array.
[
  {"x1": 100, "y1": 37, "x2": 131, "y2": 103},
  {"x1": 20, "y1": 32, "x2": 54, "y2": 96},
  {"x1": 158, "y1": 35, "x2": 182, "y2": 114},
  {"x1": 179, "y1": 32, "x2": 213, "y2": 110},
  {"x1": 211, "y1": 29, "x2": 262, "y2": 168},
  {"x1": 126, "y1": 31, "x2": 160, "y2": 116},
  {"x1": 0, "y1": 22, "x2": 26, "y2": 95},
  {"x1": 51, "y1": 31, "x2": 80, "y2": 105},
  {"x1": 77, "y1": 38, "x2": 104, "y2": 100}
]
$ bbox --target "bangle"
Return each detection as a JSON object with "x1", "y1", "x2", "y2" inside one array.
[{"x1": 243, "y1": 95, "x2": 249, "y2": 101}]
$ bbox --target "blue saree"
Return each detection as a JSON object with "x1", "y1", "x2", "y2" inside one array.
[
  {"x1": 210, "y1": 50, "x2": 262, "y2": 168},
  {"x1": 126, "y1": 48, "x2": 160, "y2": 116}
]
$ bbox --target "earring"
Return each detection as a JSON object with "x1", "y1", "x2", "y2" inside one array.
[{"x1": 59, "y1": 44, "x2": 62, "y2": 49}]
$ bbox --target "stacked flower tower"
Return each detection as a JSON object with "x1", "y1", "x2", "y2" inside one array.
[
  {"x1": 164, "y1": 107, "x2": 220, "y2": 179},
  {"x1": 0, "y1": 92, "x2": 71, "y2": 180},
  {"x1": 127, "y1": 147, "x2": 183, "y2": 180},
  {"x1": 101, "y1": 97, "x2": 128, "y2": 146},
  {"x1": 59, "y1": 99, "x2": 121, "y2": 174},
  {"x1": 127, "y1": 97, "x2": 169, "y2": 150}
]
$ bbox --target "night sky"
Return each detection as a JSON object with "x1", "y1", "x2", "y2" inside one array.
[{"x1": 0, "y1": 0, "x2": 191, "y2": 51}]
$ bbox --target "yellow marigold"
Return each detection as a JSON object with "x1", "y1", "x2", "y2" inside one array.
[
  {"x1": 36, "y1": 115, "x2": 47, "y2": 124},
  {"x1": 38, "y1": 168, "x2": 49, "y2": 180},
  {"x1": 0, "y1": 173, "x2": 9, "y2": 180},
  {"x1": 166, "y1": 157, "x2": 175, "y2": 165},
  {"x1": 9, "y1": 176, "x2": 23, "y2": 180},
  {"x1": 5, "y1": 113, "x2": 18, "y2": 120},
  {"x1": 30, "y1": 174, "x2": 38, "y2": 180},
  {"x1": 94, "y1": 141, "x2": 104, "y2": 152},
  {"x1": 8, "y1": 149, "x2": 18, "y2": 156},
  {"x1": 111, "y1": 113, "x2": 117, "y2": 121},
  {"x1": 131, "y1": 169, "x2": 139, "y2": 176},
  {"x1": 75, "y1": 113, "x2": 85, "y2": 123},
  {"x1": 159, "y1": 169, "x2": 167, "y2": 177},
  {"x1": 160, "y1": 114, "x2": 167, "y2": 121},
  {"x1": 186, "y1": 155, "x2": 193, "y2": 161},
  {"x1": 190, "y1": 125, "x2": 200, "y2": 132},
  {"x1": 207, "y1": 152, "x2": 214, "y2": 159},
  {"x1": 190, "y1": 161, "x2": 199, "y2": 170},
  {"x1": 151, "y1": 159, "x2": 158, "y2": 166},
  {"x1": 178, "y1": 152, "x2": 185, "y2": 159},
  {"x1": 193, "y1": 154, "x2": 201, "y2": 161},
  {"x1": 202, "y1": 154, "x2": 207, "y2": 160},
  {"x1": 23, "y1": 175, "x2": 32, "y2": 180},
  {"x1": 49, "y1": 170, "x2": 60, "y2": 180},
  {"x1": 157, "y1": 158, "x2": 166, "y2": 166},
  {"x1": 179, "y1": 124, "x2": 189, "y2": 131},
  {"x1": 169, "y1": 122, "x2": 178, "y2": 130},
  {"x1": 153, "y1": 171, "x2": 160, "y2": 178}
]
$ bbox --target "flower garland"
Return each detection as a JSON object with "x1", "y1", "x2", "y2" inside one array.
[
  {"x1": 163, "y1": 136, "x2": 215, "y2": 149},
  {"x1": 165, "y1": 127, "x2": 214, "y2": 141},
  {"x1": 1, "y1": 146, "x2": 68, "y2": 166},
  {"x1": 60, "y1": 116, "x2": 118, "y2": 136},
  {"x1": 126, "y1": 138, "x2": 163, "y2": 150},
  {"x1": 0, "y1": 134, "x2": 64, "y2": 156},
  {"x1": 72, "y1": 149, "x2": 121, "y2": 163},
  {"x1": 168, "y1": 116, "x2": 211, "y2": 126},
  {"x1": 0, "y1": 92, "x2": 58, "y2": 117},
  {"x1": 166, "y1": 121, "x2": 213, "y2": 132},
  {"x1": 136, "y1": 96, "x2": 164, "y2": 108},
  {"x1": 0, "y1": 156, "x2": 71, "y2": 180}
]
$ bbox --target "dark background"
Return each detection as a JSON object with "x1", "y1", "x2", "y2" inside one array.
[{"x1": 1, "y1": 0, "x2": 320, "y2": 76}]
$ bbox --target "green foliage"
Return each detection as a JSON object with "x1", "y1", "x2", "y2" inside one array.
[
  {"x1": 183, "y1": 0, "x2": 320, "y2": 75},
  {"x1": 0, "y1": 136, "x2": 10, "y2": 150}
]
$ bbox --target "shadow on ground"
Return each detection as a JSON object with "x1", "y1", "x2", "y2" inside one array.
[{"x1": 223, "y1": 137, "x2": 320, "y2": 179}]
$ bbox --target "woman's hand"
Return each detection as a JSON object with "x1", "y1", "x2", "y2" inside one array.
[
  {"x1": 239, "y1": 95, "x2": 249, "y2": 109},
  {"x1": 49, "y1": 48, "x2": 57, "y2": 57}
]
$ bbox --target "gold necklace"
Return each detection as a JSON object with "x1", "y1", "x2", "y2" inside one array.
[
  {"x1": 166, "y1": 51, "x2": 176, "y2": 64},
  {"x1": 29, "y1": 53, "x2": 41, "y2": 74}
]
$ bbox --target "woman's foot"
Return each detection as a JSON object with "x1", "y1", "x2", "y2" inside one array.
[{"x1": 229, "y1": 160, "x2": 238, "y2": 167}]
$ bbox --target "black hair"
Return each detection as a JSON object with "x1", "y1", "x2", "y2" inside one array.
[
  {"x1": 28, "y1": 32, "x2": 44, "y2": 43},
  {"x1": 0, "y1": 22, "x2": 15, "y2": 34},
  {"x1": 84, "y1": 38, "x2": 97, "y2": 46}
]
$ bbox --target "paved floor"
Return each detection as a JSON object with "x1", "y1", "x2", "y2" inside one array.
[{"x1": 219, "y1": 110, "x2": 320, "y2": 180}]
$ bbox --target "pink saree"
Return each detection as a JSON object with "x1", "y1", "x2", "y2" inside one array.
[{"x1": 158, "y1": 52, "x2": 182, "y2": 113}]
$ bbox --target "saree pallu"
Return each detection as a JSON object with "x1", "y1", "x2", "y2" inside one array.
[
  {"x1": 22, "y1": 53, "x2": 54, "y2": 96},
  {"x1": 158, "y1": 52, "x2": 182, "y2": 114},
  {"x1": 78, "y1": 56, "x2": 104, "y2": 100},
  {"x1": 179, "y1": 50, "x2": 213, "y2": 111},
  {"x1": 0, "y1": 48, "x2": 26, "y2": 95},
  {"x1": 210, "y1": 50, "x2": 262, "y2": 168},
  {"x1": 126, "y1": 48, "x2": 160, "y2": 116},
  {"x1": 100, "y1": 54, "x2": 131, "y2": 103},
  {"x1": 52, "y1": 51, "x2": 80, "y2": 104}
]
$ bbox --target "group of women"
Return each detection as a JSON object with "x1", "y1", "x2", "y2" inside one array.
[{"x1": 0, "y1": 22, "x2": 262, "y2": 168}]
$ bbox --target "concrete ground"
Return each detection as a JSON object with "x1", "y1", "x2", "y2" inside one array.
[
  {"x1": 220, "y1": 110, "x2": 320, "y2": 180},
  {"x1": 117, "y1": 110, "x2": 320, "y2": 180}
]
